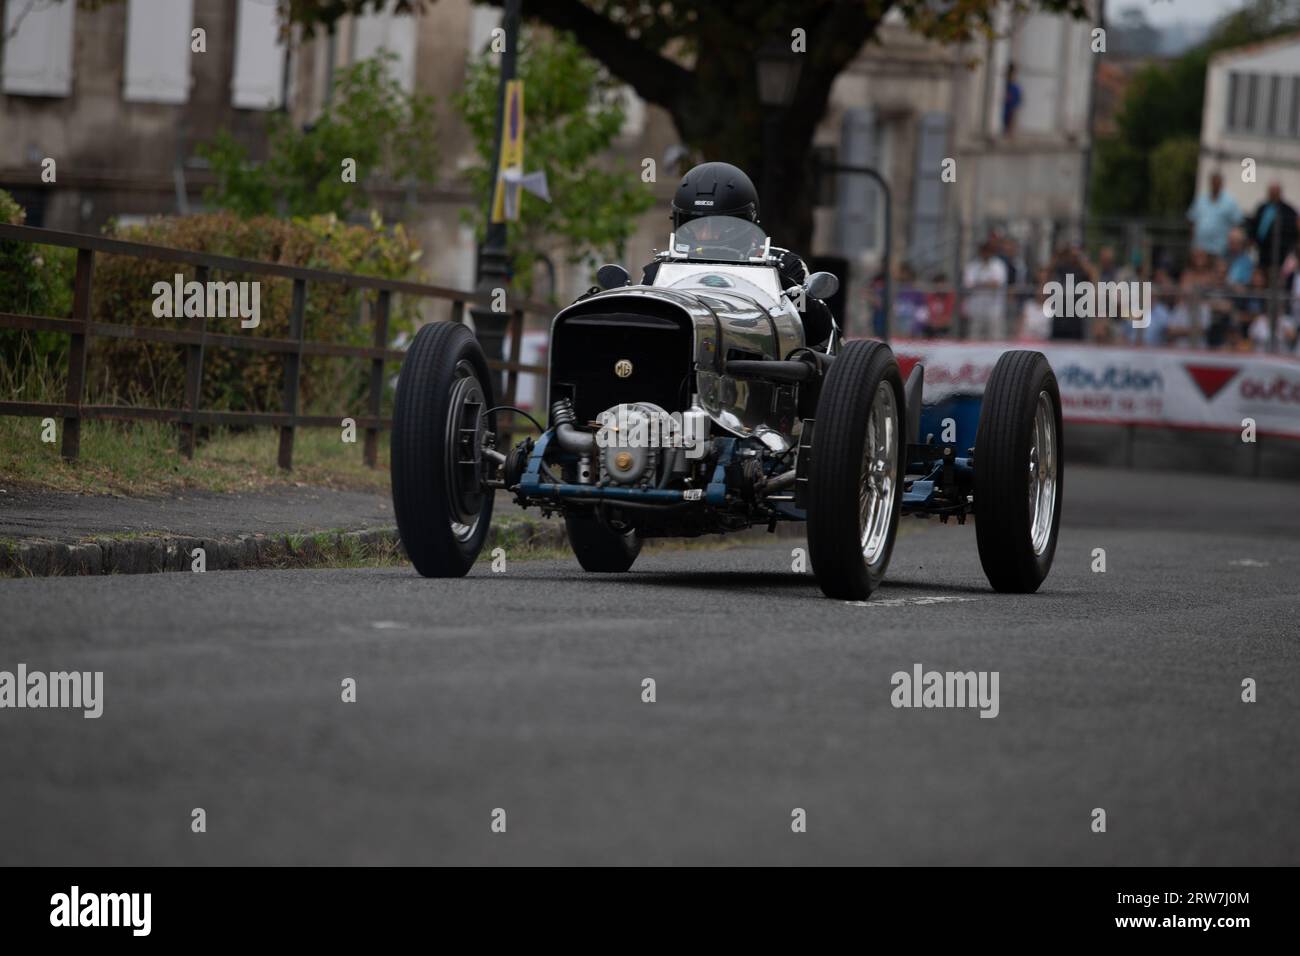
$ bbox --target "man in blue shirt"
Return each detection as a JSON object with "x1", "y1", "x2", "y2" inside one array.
[
  {"x1": 1187, "y1": 172, "x2": 1242, "y2": 258},
  {"x1": 1248, "y1": 182, "x2": 1299, "y2": 270},
  {"x1": 1225, "y1": 228, "x2": 1255, "y2": 286}
]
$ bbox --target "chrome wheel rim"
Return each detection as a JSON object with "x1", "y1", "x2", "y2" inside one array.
[
  {"x1": 444, "y1": 360, "x2": 486, "y2": 543},
  {"x1": 860, "y1": 381, "x2": 899, "y2": 566},
  {"x1": 1028, "y1": 390, "x2": 1057, "y2": 556}
]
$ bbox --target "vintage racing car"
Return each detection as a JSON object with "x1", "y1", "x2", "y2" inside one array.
[{"x1": 390, "y1": 216, "x2": 1062, "y2": 600}]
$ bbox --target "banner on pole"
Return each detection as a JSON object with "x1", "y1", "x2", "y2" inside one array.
[{"x1": 491, "y1": 80, "x2": 525, "y2": 224}]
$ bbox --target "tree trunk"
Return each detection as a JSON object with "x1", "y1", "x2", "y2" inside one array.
[{"x1": 512, "y1": 0, "x2": 886, "y2": 257}]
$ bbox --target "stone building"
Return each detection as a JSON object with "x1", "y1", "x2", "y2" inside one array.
[
  {"x1": 2, "y1": 0, "x2": 1099, "y2": 327},
  {"x1": 1196, "y1": 31, "x2": 1300, "y2": 213}
]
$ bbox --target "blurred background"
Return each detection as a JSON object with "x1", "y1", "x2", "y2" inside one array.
[{"x1": 3, "y1": 0, "x2": 1299, "y2": 484}]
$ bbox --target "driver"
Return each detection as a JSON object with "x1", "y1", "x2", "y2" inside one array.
[{"x1": 642, "y1": 161, "x2": 835, "y2": 348}]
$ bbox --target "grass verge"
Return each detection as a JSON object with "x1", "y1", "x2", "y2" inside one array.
[{"x1": 0, "y1": 417, "x2": 391, "y2": 496}]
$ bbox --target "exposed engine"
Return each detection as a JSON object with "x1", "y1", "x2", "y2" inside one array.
[{"x1": 596, "y1": 402, "x2": 665, "y2": 487}]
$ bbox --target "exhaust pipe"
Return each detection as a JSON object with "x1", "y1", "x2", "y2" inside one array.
[{"x1": 551, "y1": 398, "x2": 595, "y2": 454}]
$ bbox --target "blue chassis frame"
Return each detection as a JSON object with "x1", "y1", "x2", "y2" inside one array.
[{"x1": 513, "y1": 425, "x2": 975, "y2": 521}]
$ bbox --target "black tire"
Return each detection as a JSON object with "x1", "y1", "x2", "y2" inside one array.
[
  {"x1": 806, "y1": 340, "x2": 905, "y2": 600},
  {"x1": 565, "y1": 512, "x2": 642, "y2": 572},
  {"x1": 391, "y1": 321, "x2": 495, "y2": 577},
  {"x1": 974, "y1": 350, "x2": 1063, "y2": 593}
]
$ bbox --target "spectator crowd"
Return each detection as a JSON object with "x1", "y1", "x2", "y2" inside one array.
[{"x1": 875, "y1": 171, "x2": 1300, "y2": 354}]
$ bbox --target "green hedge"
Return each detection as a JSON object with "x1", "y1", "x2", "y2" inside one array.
[
  {"x1": 0, "y1": 190, "x2": 77, "y2": 382},
  {"x1": 88, "y1": 211, "x2": 423, "y2": 414}
]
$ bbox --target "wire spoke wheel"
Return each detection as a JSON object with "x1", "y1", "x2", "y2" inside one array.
[
  {"x1": 806, "y1": 339, "x2": 904, "y2": 601},
  {"x1": 974, "y1": 350, "x2": 1062, "y2": 593},
  {"x1": 1027, "y1": 390, "x2": 1057, "y2": 557},
  {"x1": 859, "y1": 381, "x2": 899, "y2": 565}
]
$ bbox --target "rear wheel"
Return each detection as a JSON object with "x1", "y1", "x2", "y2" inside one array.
[
  {"x1": 391, "y1": 321, "x2": 495, "y2": 577},
  {"x1": 806, "y1": 340, "x2": 905, "y2": 600},
  {"x1": 974, "y1": 350, "x2": 1062, "y2": 593},
  {"x1": 565, "y1": 512, "x2": 641, "y2": 572}
]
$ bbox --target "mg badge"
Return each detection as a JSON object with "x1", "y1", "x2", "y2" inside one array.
[{"x1": 614, "y1": 359, "x2": 633, "y2": 379}]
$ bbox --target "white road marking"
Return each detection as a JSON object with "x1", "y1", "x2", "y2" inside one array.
[
  {"x1": 1228, "y1": 559, "x2": 1269, "y2": 567},
  {"x1": 845, "y1": 595, "x2": 981, "y2": 608},
  {"x1": 371, "y1": 620, "x2": 409, "y2": 629}
]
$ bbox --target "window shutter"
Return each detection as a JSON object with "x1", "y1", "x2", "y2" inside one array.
[
  {"x1": 231, "y1": 0, "x2": 286, "y2": 110},
  {"x1": 909, "y1": 112, "x2": 951, "y2": 274},
  {"x1": 352, "y1": 10, "x2": 417, "y2": 94},
  {"x1": 1, "y1": 0, "x2": 76, "y2": 97},
  {"x1": 836, "y1": 108, "x2": 877, "y2": 260},
  {"x1": 123, "y1": 0, "x2": 194, "y2": 104}
]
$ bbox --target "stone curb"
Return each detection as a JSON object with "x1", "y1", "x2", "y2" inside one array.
[{"x1": 0, "y1": 516, "x2": 569, "y2": 578}]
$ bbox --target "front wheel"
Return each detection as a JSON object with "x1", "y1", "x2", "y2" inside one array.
[
  {"x1": 565, "y1": 512, "x2": 641, "y2": 572},
  {"x1": 974, "y1": 350, "x2": 1063, "y2": 593},
  {"x1": 391, "y1": 321, "x2": 495, "y2": 577},
  {"x1": 806, "y1": 340, "x2": 905, "y2": 600}
]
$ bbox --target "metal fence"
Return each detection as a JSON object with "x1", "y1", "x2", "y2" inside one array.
[{"x1": 0, "y1": 223, "x2": 551, "y2": 466}]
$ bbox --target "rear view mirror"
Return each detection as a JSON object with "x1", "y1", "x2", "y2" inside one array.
[
  {"x1": 596, "y1": 263, "x2": 631, "y2": 289},
  {"x1": 805, "y1": 271, "x2": 839, "y2": 300}
]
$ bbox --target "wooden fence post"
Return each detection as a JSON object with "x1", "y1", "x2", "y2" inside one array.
[
  {"x1": 505, "y1": 308, "x2": 523, "y2": 408},
  {"x1": 179, "y1": 265, "x2": 208, "y2": 459},
  {"x1": 61, "y1": 248, "x2": 94, "y2": 461},
  {"x1": 278, "y1": 278, "x2": 306, "y2": 470},
  {"x1": 363, "y1": 289, "x2": 391, "y2": 468}
]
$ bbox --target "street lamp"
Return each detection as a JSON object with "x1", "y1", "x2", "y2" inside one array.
[
  {"x1": 755, "y1": 38, "x2": 803, "y2": 240},
  {"x1": 755, "y1": 38, "x2": 803, "y2": 109},
  {"x1": 472, "y1": 0, "x2": 522, "y2": 397}
]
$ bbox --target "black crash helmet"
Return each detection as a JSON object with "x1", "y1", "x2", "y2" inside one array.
[{"x1": 671, "y1": 161, "x2": 759, "y2": 230}]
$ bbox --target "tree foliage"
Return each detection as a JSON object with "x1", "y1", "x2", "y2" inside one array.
[
  {"x1": 283, "y1": 0, "x2": 1087, "y2": 251},
  {"x1": 0, "y1": 190, "x2": 76, "y2": 373},
  {"x1": 200, "y1": 55, "x2": 438, "y2": 219},
  {"x1": 455, "y1": 29, "x2": 653, "y2": 298}
]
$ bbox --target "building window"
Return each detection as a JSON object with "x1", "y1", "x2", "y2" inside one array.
[
  {"x1": 1244, "y1": 74, "x2": 1259, "y2": 131},
  {"x1": 352, "y1": 9, "x2": 416, "y2": 93},
  {"x1": 123, "y1": 0, "x2": 194, "y2": 104},
  {"x1": 467, "y1": 5, "x2": 499, "y2": 56},
  {"x1": 1226, "y1": 69, "x2": 1300, "y2": 138},
  {"x1": 232, "y1": 0, "x2": 286, "y2": 110},
  {"x1": 1292, "y1": 76, "x2": 1300, "y2": 138},
  {"x1": 2, "y1": 0, "x2": 76, "y2": 97}
]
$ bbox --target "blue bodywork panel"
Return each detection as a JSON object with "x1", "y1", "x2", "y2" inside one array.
[{"x1": 917, "y1": 395, "x2": 981, "y2": 453}]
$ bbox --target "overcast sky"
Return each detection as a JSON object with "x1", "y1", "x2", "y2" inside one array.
[{"x1": 1121, "y1": 0, "x2": 1252, "y2": 27}]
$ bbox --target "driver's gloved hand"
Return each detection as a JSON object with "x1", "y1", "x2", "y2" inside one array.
[
  {"x1": 777, "y1": 250, "x2": 832, "y2": 348},
  {"x1": 776, "y1": 250, "x2": 807, "y2": 286}
]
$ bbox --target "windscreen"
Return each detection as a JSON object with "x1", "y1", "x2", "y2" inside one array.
[{"x1": 672, "y1": 216, "x2": 768, "y2": 263}]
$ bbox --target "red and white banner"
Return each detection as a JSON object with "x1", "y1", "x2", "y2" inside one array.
[{"x1": 889, "y1": 340, "x2": 1300, "y2": 440}]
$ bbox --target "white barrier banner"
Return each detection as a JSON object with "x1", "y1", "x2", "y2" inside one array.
[{"x1": 889, "y1": 340, "x2": 1300, "y2": 440}]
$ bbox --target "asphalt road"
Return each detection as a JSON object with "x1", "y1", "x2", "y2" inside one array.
[
  {"x1": 0, "y1": 485, "x2": 395, "y2": 542},
  {"x1": 1, "y1": 466, "x2": 1297, "y2": 865}
]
